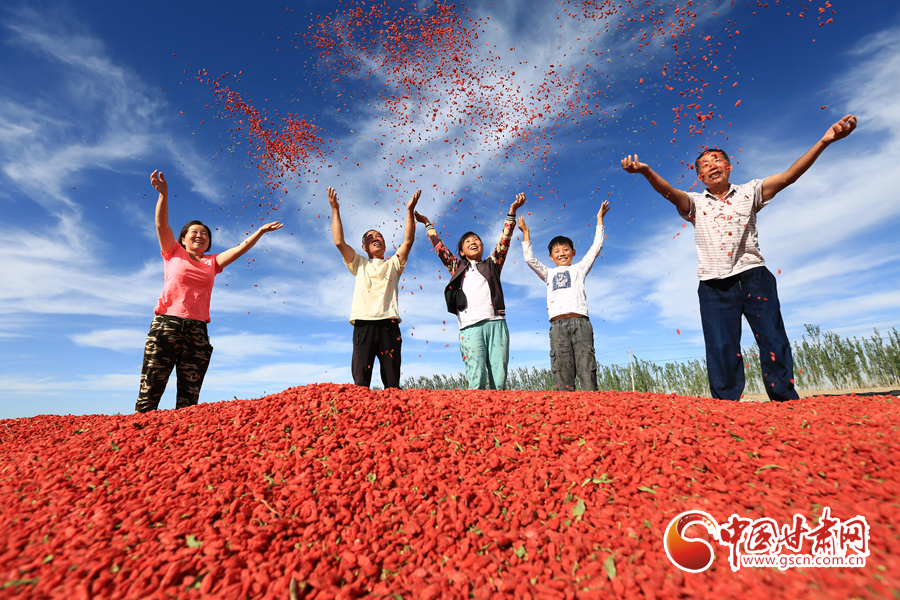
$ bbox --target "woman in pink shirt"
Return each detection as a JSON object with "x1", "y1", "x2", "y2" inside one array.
[{"x1": 135, "y1": 170, "x2": 283, "y2": 412}]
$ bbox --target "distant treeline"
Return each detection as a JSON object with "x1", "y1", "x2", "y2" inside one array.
[{"x1": 402, "y1": 326, "x2": 900, "y2": 396}]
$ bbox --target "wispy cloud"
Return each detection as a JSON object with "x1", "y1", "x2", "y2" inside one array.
[
  {"x1": 1, "y1": 7, "x2": 164, "y2": 210},
  {"x1": 0, "y1": 373, "x2": 135, "y2": 394},
  {"x1": 70, "y1": 328, "x2": 147, "y2": 352},
  {"x1": 0, "y1": 6, "x2": 282, "y2": 328},
  {"x1": 203, "y1": 361, "x2": 351, "y2": 391},
  {"x1": 0, "y1": 222, "x2": 162, "y2": 320},
  {"x1": 846, "y1": 25, "x2": 900, "y2": 134}
]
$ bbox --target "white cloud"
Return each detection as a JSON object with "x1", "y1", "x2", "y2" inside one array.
[
  {"x1": 784, "y1": 289, "x2": 900, "y2": 326},
  {"x1": 846, "y1": 26, "x2": 900, "y2": 134},
  {"x1": 70, "y1": 328, "x2": 147, "y2": 352},
  {"x1": 67, "y1": 326, "x2": 356, "y2": 367},
  {"x1": 0, "y1": 222, "x2": 163, "y2": 319},
  {"x1": 510, "y1": 327, "x2": 555, "y2": 352},
  {"x1": 211, "y1": 332, "x2": 351, "y2": 363},
  {"x1": 0, "y1": 373, "x2": 135, "y2": 394},
  {"x1": 1, "y1": 8, "x2": 164, "y2": 210},
  {"x1": 286, "y1": 0, "x2": 649, "y2": 243},
  {"x1": 203, "y1": 361, "x2": 351, "y2": 391},
  {"x1": 163, "y1": 147, "x2": 225, "y2": 201}
]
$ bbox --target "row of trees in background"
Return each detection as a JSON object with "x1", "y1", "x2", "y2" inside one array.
[{"x1": 402, "y1": 326, "x2": 900, "y2": 396}]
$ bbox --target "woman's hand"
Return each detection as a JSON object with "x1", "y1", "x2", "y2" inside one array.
[
  {"x1": 620, "y1": 155, "x2": 648, "y2": 174},
  {"x1": 151, "y1": 170, "x2": 168, "y2": 196},
  {"x1": 259, "y1": 221, "x2": 284, "y2": 234}
]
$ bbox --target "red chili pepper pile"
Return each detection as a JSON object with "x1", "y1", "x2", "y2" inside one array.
[{"x1": 2, "y1": 385, "x2": 897, "y2": 599}]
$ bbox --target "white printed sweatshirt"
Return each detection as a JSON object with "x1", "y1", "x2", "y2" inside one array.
[{"x1": 522, "y1": 223, "x2": 605, "y2": 320}]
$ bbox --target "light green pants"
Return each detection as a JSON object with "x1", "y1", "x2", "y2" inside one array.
[{"x1": 459, "y1": 319, "x2": 509, "y2": 390}]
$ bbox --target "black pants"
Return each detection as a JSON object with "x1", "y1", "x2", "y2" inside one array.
[{"x1": 351, "y1": 319, "x2": 402, "y2": 388}]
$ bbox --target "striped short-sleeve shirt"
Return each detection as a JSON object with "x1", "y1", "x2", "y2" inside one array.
[{"x1": 678, "y1": 179, "x2": 770, "y2": 280}]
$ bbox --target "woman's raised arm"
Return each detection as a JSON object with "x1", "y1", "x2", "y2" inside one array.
[
  {"x1": 216, "y1": 221, "x2": 284, "y2": 269},
  {"x1": 152, "y1": 170, "x2": 176, "y2": 254}
]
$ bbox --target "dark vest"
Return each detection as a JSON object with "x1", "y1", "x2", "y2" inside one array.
[{"x1": 444, "y1": 260, "x2": 506, "y2": 316}]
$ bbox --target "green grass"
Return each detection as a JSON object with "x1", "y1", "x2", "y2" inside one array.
[{"x1": 403, "y1": 326, "x2": 900, "y2": 396}]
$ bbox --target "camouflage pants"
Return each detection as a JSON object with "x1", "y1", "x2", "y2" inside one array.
[{"x1": 135, "y1": 315, "x2": 213, "y2": 413}]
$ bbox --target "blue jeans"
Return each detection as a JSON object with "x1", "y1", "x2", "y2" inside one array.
[{"x1": 698, "y1": 266, "x2": 799, "y2": 401}]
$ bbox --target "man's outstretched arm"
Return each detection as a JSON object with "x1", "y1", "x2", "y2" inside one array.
[
  {"x1": 328, "y1": 186, "x2": 356, "y2": 263},
  {"x1": 761, "y1": 114, "x2": 857, "y2": 201},
  {"x1": 621, "y1": 155, "x2": 691, "y2": 212}
]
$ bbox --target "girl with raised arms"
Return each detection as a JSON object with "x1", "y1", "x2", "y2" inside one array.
[{"x1": 415, "y1": 193, "x2": 526, "y2": 390}]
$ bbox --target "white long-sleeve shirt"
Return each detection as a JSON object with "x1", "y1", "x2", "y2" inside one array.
[
  {"x1": 522, "y1": 223, "x2": 605, "y2": 320},
  {"x1": 457, "y1": 260, "x2": 505, "y2": 330}
]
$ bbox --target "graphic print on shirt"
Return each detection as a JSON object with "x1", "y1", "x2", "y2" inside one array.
[{"x1": 552, "y1": 271, "x2": 571, "y2": 291}]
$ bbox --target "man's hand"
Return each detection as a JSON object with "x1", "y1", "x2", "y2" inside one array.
[
  {"x1": 258, "y1": 221, "x2": 284, "y2": 234},
  {"x1": 407, "y1": 189, "x2": 422, "y2": 213},
  {"x1": 151, "y1": 170, "x2": 168, "y2": 196},
  {"x1": 510, "y1": 192, "x2": 526, "y2": 214},
  {"x1": 517, "y1": 215, "x2": 529, "y2": 233},
  {"x1": 620, "y1": 155, "x2": 648, "y2": 174},
  {"x1": 621, "y1": 155, "x2": 691, "y2": 211},
  {"x1": 328, "y1": 187, "x2": 354, "y2": 262},
  {"x1": 414, "y1": 211, "x2": 430, "y2": 225},
  {"x1": 598, "y1": 200, "x2": 610, "y2": 222},
  {"x1": 327, "y1": 186, "x2": 340, "y2": 210},
  {"x1": 822, "y1": 114, "x2": 857, "y2": 146},
  {"x1": 761, "y1": 114, "x2": 859, "y2": 201}
]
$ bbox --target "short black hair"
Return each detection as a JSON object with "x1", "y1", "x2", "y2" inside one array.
[
  {"x1": 178, "y1": 220, "x2": 212, "y2": 252},
  {"x1": 457, "y1": 231, "x2": 481, "y2": 255},
  {"x1": 694, "y1": 148, "x2": 731, "y2": 173},
  {"x1": 548, "y1": 236, "x2": 574, "y2": 255}
]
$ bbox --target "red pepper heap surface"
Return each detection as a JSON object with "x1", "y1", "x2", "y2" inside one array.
[{"x1": 1, "y1": 384, "x2": 897, "y2": 599}]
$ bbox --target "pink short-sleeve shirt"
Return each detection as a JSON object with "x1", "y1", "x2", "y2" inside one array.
[
  {"x1": 679, "y1": 179, "x2": 770, "y2": 280},
  {"x1": 153, "y1": 244, "x2": 223, "y2": 322}
]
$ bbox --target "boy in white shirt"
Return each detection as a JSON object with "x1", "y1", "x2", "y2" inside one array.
[{"x1": 519, "y1": 201, "x2": 610, "y2": 391}]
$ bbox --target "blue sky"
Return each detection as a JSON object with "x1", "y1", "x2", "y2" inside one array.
[{"x1": 2, "y1": 0, "x2": 899, "y2": 419}]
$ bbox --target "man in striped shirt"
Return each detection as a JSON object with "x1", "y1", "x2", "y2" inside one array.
[{"x1": 621, "y1": 114, "x2": 857, "y2": 401}]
